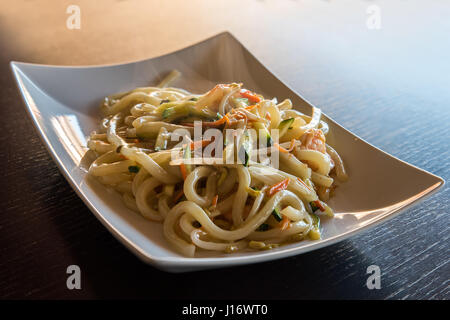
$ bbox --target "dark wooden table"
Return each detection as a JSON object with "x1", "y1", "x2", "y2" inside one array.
[{"x1": 1, "y1": 0, "x2": 449, "y2": 299}]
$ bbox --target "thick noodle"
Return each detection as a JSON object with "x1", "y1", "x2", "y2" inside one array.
[{"x1": 87, "y1": 70, "x2": 348, "y2": 257}]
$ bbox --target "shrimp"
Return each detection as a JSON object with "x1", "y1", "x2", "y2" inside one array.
[
  {"x1": 300, "y1": 128, "x2": 327, "y2": 154},
  {"x1": 300, "y1": 128, "x2": 335, "y2": 170},
  {"x1": 195, "y1": 84, "x2": 231, "y2": 111},
  {"x1": 195, "y1": 83, "x2": 242, "y2": 113}
]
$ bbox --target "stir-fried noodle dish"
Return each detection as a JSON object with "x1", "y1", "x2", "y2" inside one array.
[{"x1": 87, "y1": 70, "x2": 348, "y2": 257}]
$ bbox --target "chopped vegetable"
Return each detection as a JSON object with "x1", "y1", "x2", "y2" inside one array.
[
  {"x1": 173, "y1": 190, "x2": 184, "y2": 203},
  {"x1": 275, "y1": 139, "x2": 296, "y2": 153},
  {"x1": 274, "y1": 143, "x2": 290, "y2": 153},
  {"x1": 272, "y1": 207, "x2": 283, "y2": 222},
  {"x1": 311, "y1": 212, "x2": 320, "y2": 228},
  {"x1": 160, "y1": 99, "x2": 170, "y2": 104},
  {"x1": 246, "y1": 186, "x2": 261, "y2": 197},
  {"x1": 230, "y1": 109, "x2": 248, "y2": 123},
  {"x1": 298, "y1": 178, "x2": 313, "y2": 192},
  {"x1": 279, "y1": 215, "x2": 290, "y2": 231},
  {"x1": 266, "y1": 178, "x2": 290, "y2": 197},
  {"x1": 240, "y1": 89, "x2": 261, "y2": 103},
  {"x1": 253, "y1": 122, "x2": 273, "y2": 147},
  {"x1": 179, "y1": 163, "x2": 188, "y2": 180},
  {"x1": 278, "y1": 118, "x2": 295, "y2": 138},
  {"x1": 211, "y1": 195, "x2": 219, "y2": 207},
  {"x1": 287, "y1": 139, "x2": 296, "y2": 152},
  {"x1": 308, "y1": 212, "x2": 321, "y2": 240},
  {"x1": 244, "y1": 104, "x2": 258, "y2": 111},
  {"x1": 182, "y1": 143, "x2": 193, "y2": 178},
  {"x1": 190, "y1": 139, "x2": 213, "y2": 150},
  {"x1": 257, "y1": 223, "x2": 270, "y2": 231},
  {"x1": 310, "y1": 201, "x2": 319, "y2": 213},
  {"x1": 128, "y1": 165, "x2": 140, "y2": 173},
  {"x1": 310, "y1": 200, "x2": 325, "y2": 213},
  {"x1": 238, "y1": 129, "x2": 252, "y2": 166},
  {"x1": 315, "y1": 200, "x2": 326, "y2": 211},
  {"x1": 202, "y1": 114, "x2": 229, "y2": 127}
]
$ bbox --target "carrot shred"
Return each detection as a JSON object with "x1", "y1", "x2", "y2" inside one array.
[
  {"x1": 118, "y1": 154, "x2": 128, "y2": 160},
  {"x1": 279, "y1": 215, "x2": 290, "y2": 231},
  {"x1": 274, "y1": 143, "x2": 290, "y2": 153},
  {"x1": 190, "y1": 139, "x2": 212, "y2": 150},
  {"x1": 201, "y1": 115, "x2": 229, "y2": 128},
  {"x1": 297, "y1": 177, "x2": 313, "y2": 192},
  {"x1": 274, "y1": 139, "x2": 296, "y2": 154},
  {"x1": 266, "y1": 178, "x2": 290, "y2": 197},
  {"x1": 179, "y1": 163, "x2": 188, "y2": 180},
  {"x1": 211, "y1": 195, "x2": 219, "y2": 207},
  {"x1": 244, "y1": 104, "x2": 257, "y2": 111},
  {"x1": 240, "y1": 89, "x2": 261, "y2": 103},
  {"x1": 234, "y1": 111, "x2": 248, "y2": 121},
  {"x1": 287, "y1": 139, "x2": 296, "y2": 152},
  {"x1": 265, "y1": 112, "x2": 271, "y2": 120},
  {"x1": 313, "y1": 200, "x2": 325, "y2": 212},
  {"x1": 173, "y1": 190, "x2": 184, "y2": 203}
]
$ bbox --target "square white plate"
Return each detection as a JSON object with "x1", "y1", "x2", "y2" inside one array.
[{"x1": 11, "y1": 32, "x2": 444, "y2": 272}]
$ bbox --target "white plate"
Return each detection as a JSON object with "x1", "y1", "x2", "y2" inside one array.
[{"x1": 10, "y1": 32, "x2": 444, "y2": 272}]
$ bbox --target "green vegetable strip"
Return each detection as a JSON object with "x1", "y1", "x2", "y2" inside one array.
[
  {"x1": 278, "y1": 118, "x2": 295, "y2": 138},
  {"x1": 253, "y1": 122, "x2": 273, "y2": 147},
  {"x1": 128, "y1": 165, "x2": 140, "y2": 173},
  {"x1": 272, "y1": 208, "x2": 283, "y2": 222}
]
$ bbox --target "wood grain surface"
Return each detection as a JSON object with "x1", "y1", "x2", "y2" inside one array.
[{"x1": 0, "y1": 0, "x2": 449, "y2": 299}]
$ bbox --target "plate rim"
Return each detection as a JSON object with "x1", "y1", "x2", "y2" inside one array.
[{"x1": 10, "y1": 31, "x2": 445, "y2": 271}]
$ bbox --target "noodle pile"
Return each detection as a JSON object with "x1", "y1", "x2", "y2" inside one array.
[{"x1": 87, "y1": 70, "x2": 347, "y2": 257}]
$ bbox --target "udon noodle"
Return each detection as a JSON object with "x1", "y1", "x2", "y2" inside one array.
[{"x1": 87, "y1": 70, "x2": 347, "y2": 257}]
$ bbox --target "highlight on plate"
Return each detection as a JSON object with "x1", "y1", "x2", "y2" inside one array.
[{"x1": 87, "y1": 70, "x2": 348, "y2": 257}]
